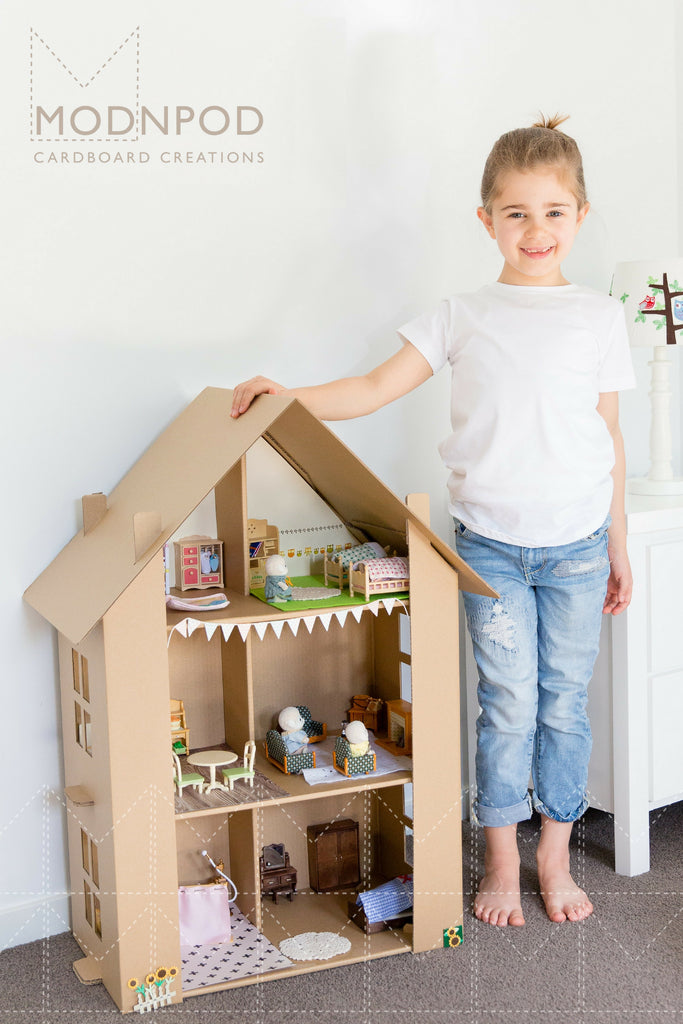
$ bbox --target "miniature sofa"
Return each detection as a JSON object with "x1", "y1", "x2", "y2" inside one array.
[{"x1": 333, "y1": 735, "x2": 377, "y2": 777}]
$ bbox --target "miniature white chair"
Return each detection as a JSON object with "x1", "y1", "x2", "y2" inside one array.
[
  {"x1": 172, "y1": 750, "x2": 204, "y2": 797},
  {"x1": 221, "y1": 740, "x2": 256, "y2": 790}
]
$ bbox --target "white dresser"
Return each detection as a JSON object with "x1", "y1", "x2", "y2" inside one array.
[{"x1": 588, "y1": 493, "x2": 683, "y2": 876}]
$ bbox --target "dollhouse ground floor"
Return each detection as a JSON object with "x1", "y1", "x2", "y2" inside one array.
[{"x1": 174, "y1": 766, "x2": 416, "y2": 999}]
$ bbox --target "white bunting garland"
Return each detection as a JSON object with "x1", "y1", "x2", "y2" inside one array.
[{"x1": 170, "y1": 597, "x2": 405, "y2": 644}]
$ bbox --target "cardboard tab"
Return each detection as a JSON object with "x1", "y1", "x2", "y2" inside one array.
[
  {"x1": 133, "y1": 511, "x2": 162, "y2": 562},
  {"x1": 64, "y1": 785, "x2": 94, "y2": 805},
  {"x1": 73, "y1": 956, "x2": 103, "y2": 985},
  {"x1": 82, "y1": 493, "x2": 107, "y2": 534}
]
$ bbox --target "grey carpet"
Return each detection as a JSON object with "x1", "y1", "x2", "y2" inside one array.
[{"x1": 1, "y1": 805, "x2": 680, "y2": 1023}]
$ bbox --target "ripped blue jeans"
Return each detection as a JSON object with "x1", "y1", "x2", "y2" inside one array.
[{"x1": 454, "y1": 518, "x2": 611, "y2": 827}]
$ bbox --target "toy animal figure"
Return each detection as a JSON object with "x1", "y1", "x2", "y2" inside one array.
[
  {"x1": 345, "y1": 720, "x2": 370, "y2": 757},
  {"x1": 278, "y1": 707, "x2": 309, "y2": 754},
  {"x1": 638, "y1": 294, "x2": 656, "y2": 310},
  {"x1": 264, "y1": 554, "x2": 293, "y2": 603},
  {"x1": 674, "y1": 298, "x2": 683, "y2": 322}
]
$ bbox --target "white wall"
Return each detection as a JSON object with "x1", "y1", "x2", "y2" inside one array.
[{"x1": 1, "y1": 0, "x2": 680, "y2": 948}]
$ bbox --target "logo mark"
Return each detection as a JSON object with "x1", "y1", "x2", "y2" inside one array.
[{"x1": 30, "y1": 25, "x2": 140, "y2": 142}]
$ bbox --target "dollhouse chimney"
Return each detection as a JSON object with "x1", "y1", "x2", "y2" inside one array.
[{"x1": 82, "y1": 493, "x2": 108, "y2": 534}]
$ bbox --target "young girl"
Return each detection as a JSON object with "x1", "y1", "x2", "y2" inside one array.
[{"x1": 231, "y1": 115, "x2": 636, "y2": 928}]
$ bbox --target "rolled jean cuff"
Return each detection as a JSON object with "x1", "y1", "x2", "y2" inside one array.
[
  {"x1": 473, "y1": 793, "x2": 532, "y2": 827},
  {"x1": 532, "y1": 792, "x2": 589, "y2": 824}
]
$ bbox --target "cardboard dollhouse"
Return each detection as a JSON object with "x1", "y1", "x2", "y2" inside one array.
[{"x1": 24, "y1": 387, "x2": 494, "y2": 1013}]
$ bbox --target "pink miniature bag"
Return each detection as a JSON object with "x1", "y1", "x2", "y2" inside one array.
[{"x1": 178, "y1": 881, "x2": 234, "y2": 948}]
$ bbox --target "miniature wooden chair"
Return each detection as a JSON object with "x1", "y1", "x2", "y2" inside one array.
[
  {"x1": 171, "y1": 751, "x2": 204, "y2": 797},
  {"x1": 170, "y1": 698, "x2": 190, "y2": 754},
  {"x1": 221, "y1": 740, "x2": 256, "y2": 790}
]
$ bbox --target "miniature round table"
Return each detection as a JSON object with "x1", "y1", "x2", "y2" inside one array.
[{"x1": 187, "y1": 750, "x2": 238, "y2": 793}]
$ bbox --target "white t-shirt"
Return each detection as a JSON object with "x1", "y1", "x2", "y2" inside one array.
[{"x1": 399, "y1": 282, "x2": 636, "y2": 547}]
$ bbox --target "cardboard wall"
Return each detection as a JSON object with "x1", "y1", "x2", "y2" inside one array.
[{"x1": 2, "y1": 0, "x2": 682, "y2": 949}]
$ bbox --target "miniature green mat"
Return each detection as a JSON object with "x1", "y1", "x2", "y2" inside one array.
[{"x1": 250, "y1": 575, "x2": 408, "y2": 611}]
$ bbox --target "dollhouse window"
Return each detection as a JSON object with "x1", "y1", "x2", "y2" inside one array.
[
  {"x1": 83, "y1": 711, "x2": 92, "y2": 756},
  {"x1": 81, "y1": 656, "x2": 90, "y2": 702},
  {"x1": 93, "y1": 895, "x2": 102, "y2": 938},
  {"x1": 73, "y1": 649, "x2": 92, "y2": 752},
  {"x1": 72, "y1": 649, "x2": 80, "y2": 694},
  {"x1": 75, "y1": 702, "x2": 83, "y2": 748},
  {"x1": 81, "y1": 829, "x2": 89, "y2": 874},
  {"x1": 90, "y1": 840, "x2": 99, "y2": 887},
  {"x1": 84, "y1": 882, "x2": 93, "y2": 926},
  {"x1": 399, "y1": 614, "x2": 412, "y2": 701}
]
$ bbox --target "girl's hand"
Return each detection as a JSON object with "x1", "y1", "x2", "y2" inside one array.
[
  {"x1": 603, "y1": 547, "x2": 633, "y2": 615},
  {"x1": 231, "y1": 377, "x2": 285, "y2": 418}
]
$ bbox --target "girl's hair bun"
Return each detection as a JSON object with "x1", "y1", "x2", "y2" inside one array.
[
  {"x1": 532, "y1": 112, "x2": 570, "y2": 132},
  {"x1": 480, "y1": 112, "x2": 587, "y2": 212}
]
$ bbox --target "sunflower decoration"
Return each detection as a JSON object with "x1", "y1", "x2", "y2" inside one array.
[
  {"x1": 128, "y1": 977, "x2": 147, "y2": 997},
  {"x1": 443, "y1": 926, "x2": 463, "y2": 948},
  {"x1": 168, "y1": 967, "x2": 178, "y2": 979},
  {"x1": 154, "y1": 967, "x2": 168, "y2": 987},
  {"x1": 145, "y1": 972, "x2": 156, "y2": 987}
]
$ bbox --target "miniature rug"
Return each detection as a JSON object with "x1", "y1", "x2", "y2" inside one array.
[
  {"x1": 301, "y1": 735, "x2": 411, "y2": 786},
  {"x1": 250, "y1": 575, "x2": 403, "y2": 611},
  {"x1": 181, "y1": 906, "x2": 292, "y2": 990},
  {"x1": 279, "y1": 931, "x2": 351, "y2": 961}
]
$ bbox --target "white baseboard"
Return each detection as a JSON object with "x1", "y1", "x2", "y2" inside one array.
[{"x1": 0, "y1": 895, "x2": 71, "y2": 951}]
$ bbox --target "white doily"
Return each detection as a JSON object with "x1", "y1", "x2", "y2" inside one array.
[
  {"x1": 290, "y1": 587, "x2": 341, "y2": 601},
  {"x1": 279, "y1": 931, "x2": 351, "y2": 961}
]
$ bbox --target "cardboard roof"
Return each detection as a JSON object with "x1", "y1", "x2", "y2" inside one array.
[{"x1": 24, "y1": 387, "x2": 494, "y2": 644}]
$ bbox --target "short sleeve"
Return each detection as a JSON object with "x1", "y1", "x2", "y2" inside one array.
[
  {"x1": 598, "y1": 302, "x2": 637, "y2": 392},
  {"x1": 397, "y1": 300, "x2": 451, "y2": 374}
]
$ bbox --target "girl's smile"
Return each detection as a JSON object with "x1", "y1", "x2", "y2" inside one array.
[{"x1": 477, "y1": 167, "x2": 589, "y2": 286}]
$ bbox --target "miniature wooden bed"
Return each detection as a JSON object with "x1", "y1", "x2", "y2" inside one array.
[{"x1": 348, "y1": 556, "x2": 410, "y2": 602}]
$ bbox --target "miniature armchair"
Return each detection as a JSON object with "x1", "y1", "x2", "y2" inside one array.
[
  {"x1": 296, "y1": 705, "x2": 326, "y2": 743},
  {"x1": 265, "y1": 730, "x2": 317, "y2": 775},
  {"x1": 333, "y1": 735, "x2": 376, "y2": 777},
  {"x1": 172, "y1": 751, "x2": 204, "y2": 797},
  {"x1": 221, "y1": 740, "x2": 256, "y2": 790}
]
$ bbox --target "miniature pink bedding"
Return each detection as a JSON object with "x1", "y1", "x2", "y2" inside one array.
[{"x1": 362, "y1": 557, "x2": 409, "y2": 582}]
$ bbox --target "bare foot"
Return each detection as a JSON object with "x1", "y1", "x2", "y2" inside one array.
[
  {"x1": 537, "y1": 863, "x2": 593, "y2": 923},
  {"x1": 474, "y1": 824, "x2": 525, "y2": 927},
  {"x1": 475, "y1": 868, "x2": 525, "y2": 927},
  {"x1": 536, "y1": 814, "x2": 593, "y2": 923}
]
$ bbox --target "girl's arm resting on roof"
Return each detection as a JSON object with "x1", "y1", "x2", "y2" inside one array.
[
  {"x1": 230, "y1": 342, "x2": 433, "y2": 421},
  {"x1": 597, "y1": 391, "x2": 632, "y2": 616}
]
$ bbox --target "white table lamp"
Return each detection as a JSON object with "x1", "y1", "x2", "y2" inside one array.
[{"x1": 611, "y1": 258, "x2": 683, "y2": 494}]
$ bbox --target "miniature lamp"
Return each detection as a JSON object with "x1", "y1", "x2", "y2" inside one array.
[{"x1": 611, "y1": 258, "x2": 683, "y2": 494}]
